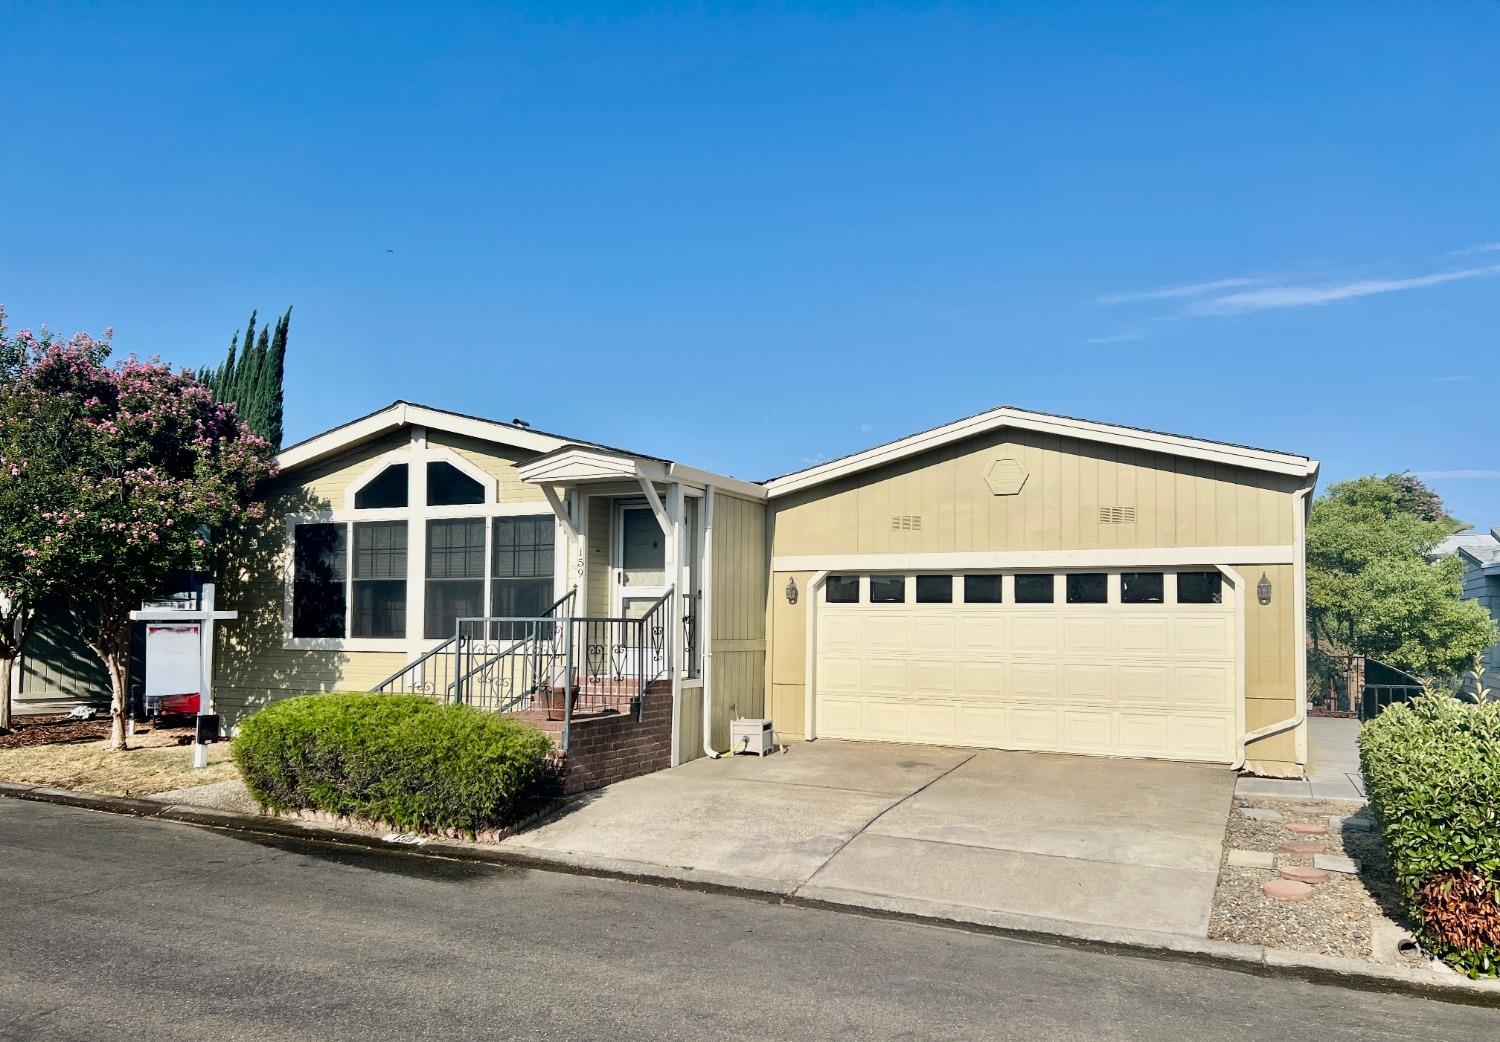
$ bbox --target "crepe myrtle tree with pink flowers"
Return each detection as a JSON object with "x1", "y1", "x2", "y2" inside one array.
[{"x1": 0, "y1": 311, "x2": 276, "y2": 748}]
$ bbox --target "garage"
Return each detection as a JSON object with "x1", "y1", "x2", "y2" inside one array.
[{"x1": 813, "y1": 569, "x2": 1240, "y2": 763}]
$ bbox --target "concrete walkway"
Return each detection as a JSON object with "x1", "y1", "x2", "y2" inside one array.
[
  {"x1": 1236, "y1": 717, "x2": 1365, "y2": 801},
  {"x1": 504, "y1": 740, "x2": 1236, "y2": 938}
]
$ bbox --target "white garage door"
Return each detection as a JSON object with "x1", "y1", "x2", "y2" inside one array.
[{"x1": 814, "y1": 571, "x2": 1238, "y2": 763}]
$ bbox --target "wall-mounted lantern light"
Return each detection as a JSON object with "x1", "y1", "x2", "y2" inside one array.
[
  {"x1": 1257, "y1": 572, "x2": 1272, "y2": 606},
  {"x1": 786, "y1": 577, "x2": 799, "y2": 605}
]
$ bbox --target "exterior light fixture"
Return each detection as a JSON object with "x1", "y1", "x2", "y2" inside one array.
[
  {"x1": 786, "y1": 577, "x2": 799, "y2": 605},
  {"x1": 1257, "y1": 572, "x2": 1272, "y2": 606}
]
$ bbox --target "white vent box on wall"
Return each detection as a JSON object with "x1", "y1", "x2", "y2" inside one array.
[{"x1": 730, "y1": 718, "x2": 774, "y2": 757}]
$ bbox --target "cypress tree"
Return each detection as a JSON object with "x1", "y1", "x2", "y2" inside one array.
[{"x1": 200, "y1": 307, "x2": 291, "y2": 449}]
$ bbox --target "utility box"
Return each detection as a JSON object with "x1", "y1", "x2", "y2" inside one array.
[{"x1": 730, "y1": 718, "x2": 774, "y2": 757}]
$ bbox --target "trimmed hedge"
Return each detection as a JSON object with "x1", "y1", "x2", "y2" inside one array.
[
  {"x1": 1359, "y1": 694, "x2": 1500, "y2": 977},
  {"x1": 233, "y1": 693, "x2": 556, "y2": 836}
]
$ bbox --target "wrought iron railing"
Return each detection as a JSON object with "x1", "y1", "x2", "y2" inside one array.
[
  {"x1": 683, "y1": 590, "x2": 700, "y2": 680},
  {"x1": 370, "y1": 588, "x2": 576, "y2": 697},
  {"x1": 446, "y1": 587, "x2": 674, "y2": 749}
]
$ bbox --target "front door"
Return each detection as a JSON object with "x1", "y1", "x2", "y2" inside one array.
[
  {"x1": 614, "y1": 503, "x2": 669, "y2": 676},
  {"x1": 615, "y1": 504, "x2": 668, "y2": 609}
]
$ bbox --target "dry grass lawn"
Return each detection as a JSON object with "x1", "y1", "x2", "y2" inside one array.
[{"x1": 0, "y1": 725, "x2": 236, "y2": 797}]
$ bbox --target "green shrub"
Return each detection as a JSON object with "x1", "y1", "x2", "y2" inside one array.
[
  {"x1": 233, "y1": 693, "x2": 556, "y2": 836},
  {"x1": 1359, "y1": 694, "x2": 1500, "y2": 977}
]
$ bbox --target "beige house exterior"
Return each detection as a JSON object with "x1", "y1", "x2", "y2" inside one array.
[{"x1": 211, "y1": 400, "x2": 1316, "y2": 779}]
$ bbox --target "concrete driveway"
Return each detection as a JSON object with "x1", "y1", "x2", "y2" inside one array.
[{"x1": 504, "y1": 741, "x2": 1236, "y2": 938}]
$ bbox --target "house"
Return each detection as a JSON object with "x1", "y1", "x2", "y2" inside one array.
[
  {"x1": 209, "y1": 400, "x2": 1318, "y2": 783},
  {"x1": 1432, "y1": 528, "x2": 1500, "y2": 683}
]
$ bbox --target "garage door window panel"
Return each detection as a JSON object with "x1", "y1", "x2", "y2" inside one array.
[
  {"x1": 1014, "y1": 573, "x2": 1054, "y2": 604},
  {"x1": 1177, "y1": 571, "x2": 1223, "y2": 605},
  {"x1": 870, "y1": 576, "x2": 906, "y2": 604},
  {"x1": 1121, "y1": 572, "x2": 1165, "y2": 604},
  {"x1": 963, "y1": 574, "x2": 1002, "y2": 604},
  {"x1": 916, "y1": 575, "x2": 953, "y2": 603},
  {"x1": 1066, "y1": 573, "x2": 1108, "y2": 604},
  {"x1": 825, "y1": 575, "x2": 860, "y2": 604}
]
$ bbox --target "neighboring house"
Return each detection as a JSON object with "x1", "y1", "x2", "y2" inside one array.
[
  {"x1": 1433, "y1": 528, "x2": 1500, "y2": 681},
  {"x1": 204, "y1": 400, "x2": 1317, "y2": 782}
]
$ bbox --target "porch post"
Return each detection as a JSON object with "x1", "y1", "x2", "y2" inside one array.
[{"x1": 667, "y1": 483, "x2": 684, "y2": 767}]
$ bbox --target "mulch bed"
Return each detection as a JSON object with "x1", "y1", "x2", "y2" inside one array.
[
  {"x1": 0, "y1": 713, "x2": 111, "y2": 750},
  {"x1": 1210, "y1": 795, "x2": 1408, "y2": 961}
]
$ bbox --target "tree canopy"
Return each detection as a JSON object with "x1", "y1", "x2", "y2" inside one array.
[
  {"x1": 1308, "y1": 475, "x2": 1494, "y2": 677},
  {"x1": 0, "y1": 319, "x2": 276, "y2": 746}
]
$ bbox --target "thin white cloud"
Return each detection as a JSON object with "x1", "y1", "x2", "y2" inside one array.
[
  {"x1": 1447, "y1": 242, "x2": 1500, "y2": 257},
  {"x1": 1098, "y1": 277, "x2": 1263, "y2": 305},
  {"x1": 1083, "y1": 332, "x2": 1145, "y2": 344},
  {"x1": 1416, "y1": 470, "x2": 1500, "y2": 480},
  {"x1": 859, "y1": 422, "x2": 873, "y2": 434},
  {"x1": 1429, "y1": 375, "x2": 1472, "y2": 383},
  {"x1": 1188, "y1": 264, "x2": 1500, "y2": 316}
]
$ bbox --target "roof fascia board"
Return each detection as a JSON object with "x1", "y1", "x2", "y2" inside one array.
[
  {"x1": 278, "y1": 403, "x2": 572, "y2": 474},
  {"x1": 763, "y1": 407, "x2": 1318, "y2": 498}
]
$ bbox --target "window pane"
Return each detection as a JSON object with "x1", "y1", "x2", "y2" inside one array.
[
  {"x1": 491, "y1": 577, "x2": 554, "y2": 640},
  {"x1": 964, "y1": 574, "x2": 1003, "y2": 604},
  {"x1": 825, "y1": 575, "x2": 859, "y2": 603},
  {"x1": 492, "y1": 516, "x2": 554, "y2": 578},
  {"x1": 352, "y1": 580, "x2": 405, "y2": 638},
  {"x1": 1121, "y1": 572, "x2": 1165, "y2": 604},
  {"x1": 354, "y1": 464, "x2": 408, "y2": 509},
  {"x1": 425, "y1": 579, "x2": 484, "y2": 639},
  {"x1": 353, "y1": 521, "x2": 407, "y2": 579},
  {"x1": 870, "y1": 576, "x2": 906, "y2": 603},
  {"x1": 1014, "y1": 574, "x2": 1054, "y2": 604},
  {"x1": 1066, "y1": 573, "x2": 1108, "y2": 604},
  {"x1": 1177, "y1": 571, "x2": 1223, "y2": 604},
  {"x1": 915, "y1": 575, "x2": 952, "y2": 603},
  {"x1": 427, "y1": 518, "x2": 485, "y2": 579},
  {"x1": 427, "y1": 461, "x2": 486, "y2": 506},
  {"x1": 292, "y1": 523, "x2": 345, "y2": 638}
]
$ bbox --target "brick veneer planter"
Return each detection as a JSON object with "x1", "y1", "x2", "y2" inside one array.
[{"x1": 553, "y1": 681, "x2": 675, "y2": 795}]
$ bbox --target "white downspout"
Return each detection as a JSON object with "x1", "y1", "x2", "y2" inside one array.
[
  {"x1": 1231, "y1": 486, "x2": 1314, "y2": 772},
  {"x1": 701, "y1": 486, "x2": 722, "y2": 758}
]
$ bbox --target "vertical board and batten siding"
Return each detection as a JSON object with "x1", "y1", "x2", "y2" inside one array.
[
  {"x1": 765, "y1": 427, "x2": 1308, "y2": 771},
  {"x1": 704, "y1": 493, "x2": 768, "y2": 752},
  {"x1": 585, "y1": 496, "x2": 613, "y2": 616},
  {"x1": 213, "y1": 429, "x2": 551, "y2": 727},
  {"x1": 770, "y1": 428, "x2": 1298, "y2": 557}
]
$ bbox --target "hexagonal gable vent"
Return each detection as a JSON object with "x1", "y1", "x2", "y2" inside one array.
[{"x1": 985, "y1": 457, "x2": 1028, "y2": 496}]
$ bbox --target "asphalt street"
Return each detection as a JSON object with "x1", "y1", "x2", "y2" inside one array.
[{"x1": 0, "y1": 798, "x2": 1490, "y2": 1041}]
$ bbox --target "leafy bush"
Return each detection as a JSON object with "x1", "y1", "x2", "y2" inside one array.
[
  {"x1": 1359, "y1": 694, "x2": 1500, "y2": 977},
  {"x1": 233, "y1": 693, "x2": 556, "y2": 836}
]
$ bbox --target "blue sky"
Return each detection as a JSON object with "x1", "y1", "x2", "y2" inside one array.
[{"x1": 3, "y1": 3, "x2": 1498, "y2": 520}]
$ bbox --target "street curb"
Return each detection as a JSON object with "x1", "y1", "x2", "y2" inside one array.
[{"x1": 4, "y1": 782, "x2": 1499, "y2": 1008}]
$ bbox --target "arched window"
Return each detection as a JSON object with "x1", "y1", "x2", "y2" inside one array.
[
  {"x1": 427, "y1": 461, "x2": 485, "y2": 506},
  {"x1": 354, "y1": 464, "x2": 408, "y2": 509}
]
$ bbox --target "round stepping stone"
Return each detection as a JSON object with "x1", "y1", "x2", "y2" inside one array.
[
  {"x1": 1263, "y1": 878, "x2": 1314, "y2": 902},
  {"x1": 1279, "y1": 865, "x2": 1331, "y2": 884},
  {"x1": 1276, "y1": 840, "x2": 1326, "y2": 854},
  {"x1": 1287, "y1": 822, "x2": 1327, "y2": 835}
]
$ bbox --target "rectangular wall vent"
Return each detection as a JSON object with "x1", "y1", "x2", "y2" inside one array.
[
  {"x1": 890, "y1": 514, "x2": 923, "y2": 531},
  {"x1": 1098, "y1": 506, "x2": 1137, "y2": 524}
]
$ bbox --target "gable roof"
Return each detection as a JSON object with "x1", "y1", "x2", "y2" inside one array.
[
  {"x1": 277, "y1": 401, "x2": 625, "y2": 473},
  {"x1": 762, "y1": 404, "x2": 1319, "y2": 498}
]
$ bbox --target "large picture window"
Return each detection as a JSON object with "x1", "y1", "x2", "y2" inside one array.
[
  {"x1": 292, "y1": 523, "x2": 346, "y2": 638},
  {"x1": 492, "y1": 515, "x2": 555, "y2": 638},
  {"x1": 352, "y1": 521, "x2": 407, "y2": 638},
  {"x1": 426, "y1": 518, "x2": 485, "y2": 639}
]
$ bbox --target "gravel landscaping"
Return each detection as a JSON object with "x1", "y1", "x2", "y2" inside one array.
[{"x1": 1210, "y1": 794, "x2": 1410, "y2": 961}]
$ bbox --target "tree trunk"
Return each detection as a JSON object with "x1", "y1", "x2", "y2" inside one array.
[
  {"x1": 0, "y1": 656, "x2": 13, "y2": 733},
  {"x1": 99, "y1": 616, "x2": 132, "y2": 752}
]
